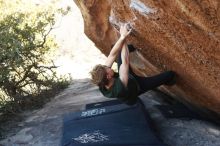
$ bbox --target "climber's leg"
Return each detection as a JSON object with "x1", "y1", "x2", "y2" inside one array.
[
  {"x1": 133, "y1": 71, "x2": 176, "y2": 95},
  {"x1": 127, "y1": 44, "x2": 136, "y2": 53}
]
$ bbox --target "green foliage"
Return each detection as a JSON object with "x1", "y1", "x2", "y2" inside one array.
[{"x1": 0, "y1": 0, "x2": 71, "y2": 114}]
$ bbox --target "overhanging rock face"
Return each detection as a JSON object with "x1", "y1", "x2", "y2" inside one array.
[{"x1": 74, "y1": 0, "x2": 220, "y2": 119}]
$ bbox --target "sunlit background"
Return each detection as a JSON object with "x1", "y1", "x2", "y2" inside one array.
[{"x1": 47, "y1": 0, "x2": 106, "y2": 79}]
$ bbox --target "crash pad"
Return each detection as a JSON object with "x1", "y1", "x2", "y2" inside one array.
[{"x1": 62, "y1": 99, "x2": 166, "y2": 146}]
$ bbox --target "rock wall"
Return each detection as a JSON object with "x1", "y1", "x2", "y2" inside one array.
[{"x1": 74, "y1": 0, "x2": 220, "y2": 119}]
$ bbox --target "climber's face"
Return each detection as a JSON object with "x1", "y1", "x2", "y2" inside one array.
[{"x1": 105, "y1": 67, "x2": 114, "y2": 80}]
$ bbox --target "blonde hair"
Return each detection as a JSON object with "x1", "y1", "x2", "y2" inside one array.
[{"x1": 90, "y1": 64, "x2": 108, "y2": 87}]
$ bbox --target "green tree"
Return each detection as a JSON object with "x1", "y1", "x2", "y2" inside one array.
[{"x1": 0, "y1": 0, "x2": 70, "y2": 113}]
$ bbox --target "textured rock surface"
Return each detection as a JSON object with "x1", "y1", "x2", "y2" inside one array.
[{"x1": 74, "y1": 0, "x2": 220, "y2": 119}]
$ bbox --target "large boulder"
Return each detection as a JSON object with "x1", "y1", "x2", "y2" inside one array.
[{"x1": 74, "y1": 0, "x2": 220, "y2": 120}]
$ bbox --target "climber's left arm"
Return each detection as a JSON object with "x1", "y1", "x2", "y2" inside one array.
[{"x1": 105, "y1": 24, "x2": 132, "y2": 68}]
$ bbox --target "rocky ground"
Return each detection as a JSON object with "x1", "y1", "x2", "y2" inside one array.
[{"x1": 0, "y1": 79, "x2": 220, "y2": 146}]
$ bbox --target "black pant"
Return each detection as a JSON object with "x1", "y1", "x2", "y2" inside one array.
[{"x1": 117, "y1": 47, "x2": 175, "y2": 95}]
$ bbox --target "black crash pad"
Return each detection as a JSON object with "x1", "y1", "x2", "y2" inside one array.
[{"x1": 62, "y1": 99, "x2": 166, "y2": 146}]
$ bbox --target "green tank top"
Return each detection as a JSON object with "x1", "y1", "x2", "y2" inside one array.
[{"x1": 99, "y1": 73, "x2": 139, "y2": 105}]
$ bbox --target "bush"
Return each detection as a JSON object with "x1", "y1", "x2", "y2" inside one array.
[{"x1": 0, "y1": 0, "x2": 71, "y2": 114}]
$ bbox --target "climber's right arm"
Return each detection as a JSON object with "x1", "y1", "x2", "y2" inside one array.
[{"x1": 119, "y1": 43, "x2": 129, "y2": 87}]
